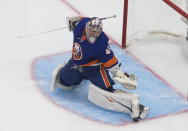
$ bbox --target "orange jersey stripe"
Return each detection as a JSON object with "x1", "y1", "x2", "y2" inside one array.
[
  {"x1": 79, "y1": 59, "x2": 100, "y2": 67},
  {"x1": 100, "y1": 66, "x2": 111, "y2": 88},
  {"x1": 102, "y1": 56, "x2": 118, "y2": 68}
]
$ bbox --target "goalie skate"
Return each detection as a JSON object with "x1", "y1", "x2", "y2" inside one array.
[
  {"x1": 133, "y1": 104, "x2": 150, "y2": 122},
  {"x1": 139, "y1": 105, "x2": 150, "y2": 119}
]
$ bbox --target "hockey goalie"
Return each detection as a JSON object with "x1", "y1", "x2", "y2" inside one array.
[{"x1": 51, "y1": 16, "x2": 149, "y2": 122}]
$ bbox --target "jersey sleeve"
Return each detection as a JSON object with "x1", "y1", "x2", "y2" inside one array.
[
  {"x1": 96, "y1": 37, "x2": 118, "y2": 69},
  {"x1": 73, "y1": 17, "x2": 90, "y2": 42}
]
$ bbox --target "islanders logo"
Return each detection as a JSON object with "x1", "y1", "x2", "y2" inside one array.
[{"x1": 72, "y1": 42, "x2": 82, "y2": 60}]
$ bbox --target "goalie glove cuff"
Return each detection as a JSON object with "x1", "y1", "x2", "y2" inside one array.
[
  {"x1": 66, "y1": 16, "x2": 83, "y2": 31},
  {"x1": 108, "y1": 64, "x2": 137, "y2": 90},
  {"x1": 108, "y1": 63, "x2": 120, "y2": 76}
]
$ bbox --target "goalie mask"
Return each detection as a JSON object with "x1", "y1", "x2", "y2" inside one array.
[{"x1": 85, "y1": 17, "x2": 103, "y2": 44}]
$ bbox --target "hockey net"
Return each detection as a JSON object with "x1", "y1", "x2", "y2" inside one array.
[{"x1": 122, "y1": 0, "x2": 188, "y2": 48}]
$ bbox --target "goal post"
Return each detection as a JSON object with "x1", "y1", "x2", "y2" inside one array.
[
  {"x1": 122, "y1": 0, "x2": 129, "y2": 48},
  {"x1": 122, "y1": 0, "x2": 188, "y2": 48}
]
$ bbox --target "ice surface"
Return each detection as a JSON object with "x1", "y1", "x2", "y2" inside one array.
[{"x1": 1, "y1": 0, "x2": 188, "y2": 131}]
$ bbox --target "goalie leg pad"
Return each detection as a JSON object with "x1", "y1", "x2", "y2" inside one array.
[
  {"x1": 88, "y1": 84, "x2": 141, "y2": 119},
  {"x1": 51, "y1": 64, "x2": 73, "y2": 91}
]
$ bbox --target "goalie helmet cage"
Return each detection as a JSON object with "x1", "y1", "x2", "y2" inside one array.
[{"x1": 122, "y1": 0, "x2": 188, "y2": 48}]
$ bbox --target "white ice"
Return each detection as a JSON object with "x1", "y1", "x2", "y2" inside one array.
[{"x1": 0, "y1": 0, "x2": 188, "y2": 131}]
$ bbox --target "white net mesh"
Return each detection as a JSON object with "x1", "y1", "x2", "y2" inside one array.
[{"x1": 126, "y1": 0, "x2": 187, "y2": 46}]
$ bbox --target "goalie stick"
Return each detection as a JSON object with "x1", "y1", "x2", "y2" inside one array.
[
  {"x1": 18, "y1": 26, "x2": 68, "y2": 38},
  {"x1": 18, "y1": 15, "x2": 116, "y2": 38}
]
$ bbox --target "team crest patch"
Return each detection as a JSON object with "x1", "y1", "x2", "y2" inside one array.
[{"x1": 72, "y1": 42, "x2": 82, "y2": 60}]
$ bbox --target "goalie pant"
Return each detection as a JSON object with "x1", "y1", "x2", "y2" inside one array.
[{"x1": 59, "y1": 59, "x2": 115, "y2": 92}]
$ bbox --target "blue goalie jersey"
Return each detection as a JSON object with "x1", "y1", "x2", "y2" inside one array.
[{"x1": 71, "y1": 17, "x2": 118, "y2": 69}]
